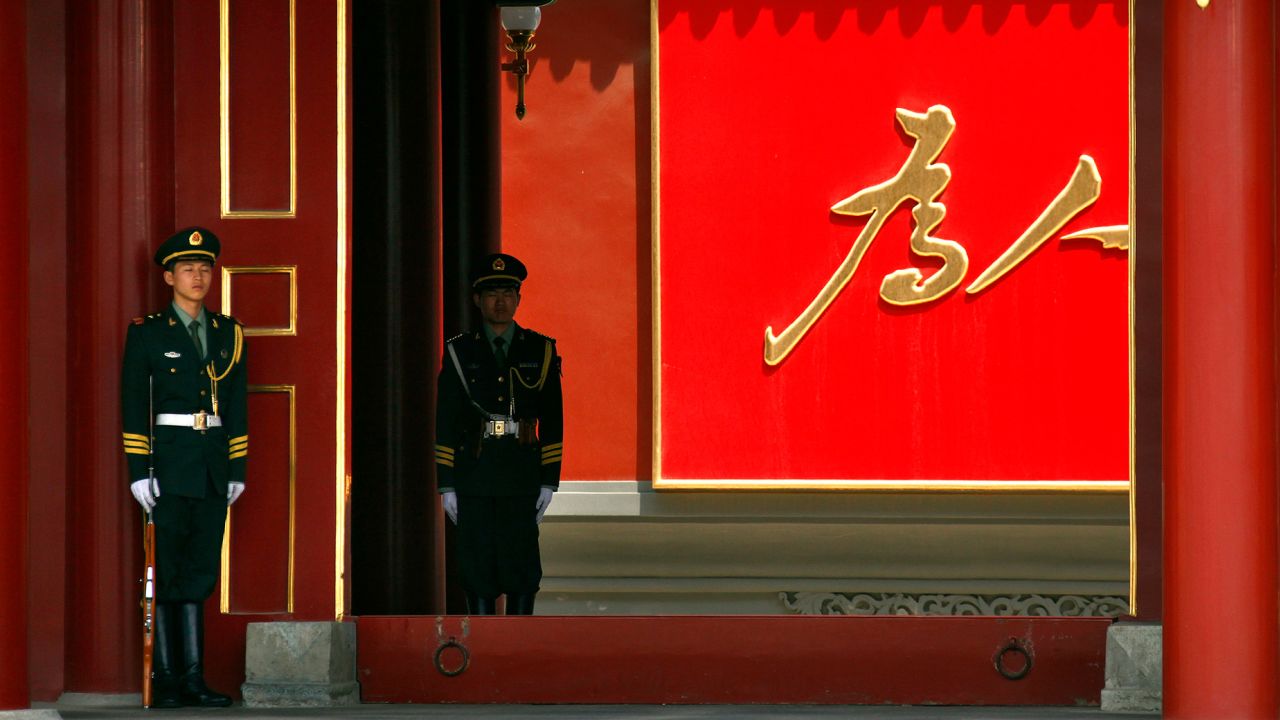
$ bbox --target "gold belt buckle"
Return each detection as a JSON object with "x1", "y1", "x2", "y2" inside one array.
[
  {"x1": 193, "y1": 411, "x2": 208, "y2": 431},
  {"x1": 493, "y1": 420, "x2": 505, "y2": 436}
]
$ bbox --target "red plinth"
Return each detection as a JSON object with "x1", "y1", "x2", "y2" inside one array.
[
  {"x1": 1164, "y1": 1, "x2": 1280, "y2": 717},
  {"x1": 0, "y1": 0, "x2": 31, "y2": 710},
  {"x1": 358, "y1": 615, "x2": 1111, "y2": 705}
]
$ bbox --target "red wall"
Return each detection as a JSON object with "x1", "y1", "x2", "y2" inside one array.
[
  {"x1": 25, "y1": 0, "x2": 69, "y2": 702},
  {"x1": 501, "y1": 0, "x2": 652, "y2": 482},
  {"x1": 1, "y1": 0, "x2": 32, "y2": 708}
]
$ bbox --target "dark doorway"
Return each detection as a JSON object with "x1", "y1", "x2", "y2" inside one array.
[
  {"x1": 350, "y1": 0, "x2": 442, "y2": 615},
  {"x1": 351, "y1": 0, "x2": 500, "y2": 615}
]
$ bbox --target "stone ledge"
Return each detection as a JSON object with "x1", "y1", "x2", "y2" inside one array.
[
  {"x1": 241, "y1": 681, "x2": 359, "y2": 707},
  {"x1": 53, "y1": 693, "x2": 139, "y2": 707},
  {"x1": 1101, "y1": 688, "x2": 1161, "y2": 714}
]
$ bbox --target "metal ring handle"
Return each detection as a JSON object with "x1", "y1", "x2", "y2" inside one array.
[
  {"x1": 993, "y1": 638, "x2": 1033, "y2": 681},
  {"x1": 433, "y1": 639, "x2": 470, "y2": 677}
]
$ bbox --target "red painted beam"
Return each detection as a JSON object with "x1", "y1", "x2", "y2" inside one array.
[
  {"x1": 1164, "y1": 1, "x2": 1280, "y2": 717},
  {"x1": 0, "y1": 0, "x2": 31, "y2": 709},
  {"x1": 357, "y1": 616, "x2": 1109, "y2": 705}
]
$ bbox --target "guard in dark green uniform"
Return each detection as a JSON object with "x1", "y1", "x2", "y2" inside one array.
[
  {"x1": 121, "y1": 227, "x2": 247, "y2": 708},
  {"x1": 435, "y1": 253, "x2": 563, "y2": 615}
]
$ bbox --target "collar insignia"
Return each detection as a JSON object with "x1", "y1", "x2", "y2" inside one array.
[{"x1": 168, "y1": 318, "x2": 177, "y2": 326}]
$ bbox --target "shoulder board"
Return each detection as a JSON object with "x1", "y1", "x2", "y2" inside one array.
[
  {"x1": 446, "y1": 332, "x2": 467, "y2": 344},
  {"x1": 132, "y1": 317, "x2": 144, "y2": 325},
  {"x1": 214, "y1": 312, "x2": 241, "y2": 326},
  {"x1": 522, "y1": 328, "x2": 556, "y2": 344}
]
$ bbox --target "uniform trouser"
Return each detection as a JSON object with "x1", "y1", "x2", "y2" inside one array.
[
  {"x1": 456, "y1": 494, "x2": 542, "y2": 598},
  {"x1": 154, "y1": 472, "x2": 228, "y2": 602}
]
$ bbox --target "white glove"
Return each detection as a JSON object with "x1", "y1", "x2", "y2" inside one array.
[
  {"x1": 441, "y1": 491, "x2": 458, "y2": 525},
  {"x1": 130, "y1": 478, "x2": 159, "y2": 511},
  {"x1": 535, "y1": 487, "x2": 555, "y2": 524},
  {"x1": 227, "y1": 482, "x2": 246, "y2": 506}
]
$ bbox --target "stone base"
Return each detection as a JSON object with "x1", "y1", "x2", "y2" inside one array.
[
  {"x1": 240, "y1": 681, "x2": 359, "y2": 707},
  {"x1": 241, "y1": 621, "x2": 359, "y2": 707},
  {"x1": 1101, "y1": 688, "x2": 1162, "y2": 713},
  {"x1": 0, "y1": 711, "x2": 62, "y2": 719},
  {"x1": 1101, "y1": 622, "x2": 1161, "y2": 714},
  {"x1": 53, "y1": 693, "x2": 139, "y2": 707}
]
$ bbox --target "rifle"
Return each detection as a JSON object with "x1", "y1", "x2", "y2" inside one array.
[
  {"x1": 140, "y1": 378, "x2": 156, "y2": 708},
  {"x1": 141, "y1": 510, "x2": 156, "y2": 707}
]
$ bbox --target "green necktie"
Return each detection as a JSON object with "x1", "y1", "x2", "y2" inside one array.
[
  {"x1": 189, "y1": 321, "x2": 204, "y2": 360},
  {"x1": 493, "y1": 336, "x2": 507, "y2": 368}
]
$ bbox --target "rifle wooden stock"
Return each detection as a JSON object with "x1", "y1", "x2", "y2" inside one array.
[
  {"x1": 141, "y1": 377, "x2": 156, "y2": 708},
  {"x1": 141, "y1": 514, "x2": 156, "y2": 708}
]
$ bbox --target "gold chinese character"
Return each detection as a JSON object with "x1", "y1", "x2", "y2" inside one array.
[
  {"x1": 764, "y1": 105, "x2": 964, "y2": 366},
  {"x1": 763, "y1": 104, "x2": 1128, "y2": 367}
]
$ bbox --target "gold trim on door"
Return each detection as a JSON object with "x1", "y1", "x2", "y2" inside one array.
[
  {"x1": 220, "y1": 0, "x2": 298, "y2": 218},
  {"x1": 220, "y1": 384, "x2": 297, "y2": 614},
  {"x1": 220, "y1": 265, "x2": 299, "y2": 336},
  {"x1": 334, "y1": 0, "x2": 350, "y2": 622}
]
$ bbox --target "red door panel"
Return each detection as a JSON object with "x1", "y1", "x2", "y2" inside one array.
[{"x1": 171, "y1": 0, "x2": 349, "y2": 695}]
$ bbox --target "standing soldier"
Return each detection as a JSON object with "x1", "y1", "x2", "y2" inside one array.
[
  {"x1": 435, "y1": 253, "x2": 563, "y2": 615},
  {"x1": 121, "y1": 227, "x2": 248, "y2": 708}
]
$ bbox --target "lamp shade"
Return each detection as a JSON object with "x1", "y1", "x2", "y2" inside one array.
[{"x1": 500, "y1": 6, "x2": 540, "y2": 32}]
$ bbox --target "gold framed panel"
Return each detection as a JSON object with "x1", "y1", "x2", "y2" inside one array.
[
  {"x1": 650, "y1": 1, "x2": 1133, "y2": 496},
  {"x1": 220, "y1": 265, "x2": 299, "y2": 336},
  {"x1": 648, "y1": 0, "x2": 1139, "y2": 609},
  {"x1": 219, "y1": 0, "x2": 298, "y2": 219},
  {"x1": 220, "y1": 384, "x2": 297, "y2": 614}
]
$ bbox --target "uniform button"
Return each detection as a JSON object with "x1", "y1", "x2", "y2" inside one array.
[
  {"x1": 498, "y1": 396, "x2": 505, "y2": 402},
  {"x1": 169, "y1": 368, "x2": 176, "y2": 374},
  {"x1": 498, "y1": 376, "x2": 505, "y2": 383},
  {"x1": 200, "y1": 390, "x2": 207, "y2": 396}
]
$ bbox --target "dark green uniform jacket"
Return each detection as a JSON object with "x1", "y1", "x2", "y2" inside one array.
[
  {"x1": 121, "y1": 306, "x2": 248, "y2": 498},
  {"x1": 435, "y1": 324, "x2": 562, "y2": 496}
]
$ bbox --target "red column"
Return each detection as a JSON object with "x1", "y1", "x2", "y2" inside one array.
[
  {"x1": 1164, "y1": 1, "x2": 1279, "y2": 717},
  {"x1": 0, "y1": 0, "x2": 32, "y2": 710},
  {"x1": 64, "y1": 0, "x2": 171, "y2": 693}
]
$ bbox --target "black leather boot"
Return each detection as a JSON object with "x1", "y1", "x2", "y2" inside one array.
[
  {"x1": 506, "y1": 593, "x2": 536, "y2": 615},
  {"x1": 465, "y1": 593, "x2": 497, "y2": 615},
  {"x1": 177, "y1": 603, "x2": 232, "y2": 707},
  {"x1": 150, "y1": 603, "x2": 182, "y2": 708}
]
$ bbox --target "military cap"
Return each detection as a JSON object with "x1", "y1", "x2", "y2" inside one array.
[
  {"x1": 471, "y1": 253, "x2": 527, "y2": 290},
  {"x1": 155, "y1": 227, "x2": 220, "y2": 268}
]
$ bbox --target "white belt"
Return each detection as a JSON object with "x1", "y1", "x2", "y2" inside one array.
[
  {"x1": 156, "y1": 412, "x2": 222, "y2": 430},
  {"x1": 484, "y1": 419, "x2": 520, "y2": 438}
]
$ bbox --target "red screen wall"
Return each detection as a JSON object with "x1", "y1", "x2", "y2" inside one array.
[{"x1": 657, "y1": 2, "x2": 1128, "y2": 484}]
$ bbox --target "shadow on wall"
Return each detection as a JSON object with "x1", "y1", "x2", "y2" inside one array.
[
  {"x1": 509, "y1": 0, "x2": 651, "y2": 92},
  {"x1": 657, "y1": 1, "x2": 1126, "y2": 41},
  {"x1": 518, "y1": 1, "x2": 1128, "y2": 94}
]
